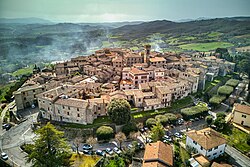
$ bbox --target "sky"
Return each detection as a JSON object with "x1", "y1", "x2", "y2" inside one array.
[{"x1": 0, "y1": 0, "x2": 249, "y2": 23}]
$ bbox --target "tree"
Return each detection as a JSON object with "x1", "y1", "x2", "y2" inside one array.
[
  {"x1": 205, "y1": 116, "x2": 213, "y2": 125},
  {"x1": 115, "y1": 132, "x2": 126, "y2": 150},
  {"x1": 150, "y1": 122, "x2": 165, "y2": 142},
  {"x1": 73, "y1": 137, "x2": 82, "y2": 154},
  {"x1": 122, "y1": 121, "x2": 138, "y2": 136},
  {"x1": 165, "y1": 113, "x2": 177, "y2": 124},
  {"x1": 26, "y1": 122, "x2": 71, "y2": 167},
  {"x1": 96, "y1": 126, "x2": 114, "y2": 141},
  {"x1": 107, "y1": 99, "x2": 131, "y2": 125},
  {"x1": 216, "y1": 112, "x2": 226, "y2": 119},
  {"x1": 146, "y1": 118, "x2": 157, "y2": 128},
  {"x1": 86, "y1": 137, "x2": 97, "y2": 146},
  {"x1": 214, "y1": 117, "x2": 226, "y2": 131},
  {"x1": 155, "y1": 115, "x2": 168, "y2": 126}
]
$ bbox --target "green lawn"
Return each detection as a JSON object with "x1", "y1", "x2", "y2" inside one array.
[
  {"x1": 70, "y1": 153, "x2": 101, "y2": 167},
  {"x1": 178, "y1": 42, "x2": 234, "y2": 51},
  {"x1": 11, "y1": 66, "x2": 33, "y2": 77},
  {"x1": 132, "y1": 96, "x2": 193, "y2": 119},
  {"x1": 208, "y1": 32, "x2": 223, "y2": 37},
  {"x1": 224, "y1": 127, "x2": 250, "y2": 154},
  {"x1": 180, "y1": 147, "x2": 190, "y2": 166}
]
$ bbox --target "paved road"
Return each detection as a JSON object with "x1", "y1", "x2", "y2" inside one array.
[
  {"x1": 0, "y1": 101, "x2": 15, "y2": 135},
  {"x1": 0, "y1": 111, "x2": 37, "y2": 167},
  {"x1": 226, "y1": 145, "x2": 250, "y2": 167}
]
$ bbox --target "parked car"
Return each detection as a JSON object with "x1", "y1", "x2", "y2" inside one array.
[
  {"x1": 143, "y1": 126, "x2": 149, "y2": 131},
  {"x1": 174, "y1": 132, "x2": 183, "y2": 138},
  {"x1": 139, "y1": 128, "x2": 145, "y2": 133},
  {"x1": 189, "y1": 118, "x2": 195, "y2": 122},
  {"x1": 127, "y1": 144, "x2": 133, "y2": 149},
  {"x1": 105, "y1": 148, "x2": 114, "y2": 155},
  {"x1": 5, "y1": 124, "x2": 11, "y2": 131},
  {"x1": 83, "y1": 150, "x2": 92, "y2": 155},
  {"x1": 113, "y1": 147, "x2": 122, "y2": 154},
  {"x1": 137, "y1": 143, "x2": 144, "y2": 149},
  {"x1": 177, "y1": 118, "x2": 184, "y2": 125},
  {"x1": 95, "y1": 150, "x2": 105, "y2": 156},
  {"x1": 163, "y1": 135, "x2": 172, "y2": 142},
  {"x1": 82, "y1": 144, "x2": 92, "y2": 150},
  {"x1": 146, "y1": 138, "x2": 153, "y2": 143},
  {"x1": 1, "y1": 152, "x2": 8, "y2": 160}
]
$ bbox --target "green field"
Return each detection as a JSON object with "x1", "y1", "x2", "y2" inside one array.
[
  {"x1": 208, "y1": 32, "x2": 223, "y2": 37},
  {"x1": 179, "y1": 42, "x2": 234, "y2": 51},
  {"x1": 11, "y1": 67, "x2": 33, "y2": 77}
]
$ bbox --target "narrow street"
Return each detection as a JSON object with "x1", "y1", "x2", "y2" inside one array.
[{"x1": 225, "y1": 145, "x2": 250, "y2": 167}]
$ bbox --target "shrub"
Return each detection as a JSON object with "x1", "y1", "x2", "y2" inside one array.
[
  {"x1": 146, "y1": 118, "x2": 157, "y2": 128},
  {"x1": 216, "y1": 112, "x2": 226, "y2": 119},
  {"x1": 96, "y1": 126, "x2": 114, "y2": 141},
  {"x1": 122, "y1": 122, "x2": 138, "y2": 136},
  {"x1": 181, "y1": 104, "x2": 208, "y2": 119},
  {"x1": 217, "y1": 85, "x2": 234, "y2": 96},
  {"x1": 165, "y1": 113, "x2": 178, "y2": 124},
  {"x1": 226, "y1": 79, "x2": 239, "y2": 87},
  {"x1": 205, "y1": 116, "x2": 213, "y2": 125},
  {"x1": 209, "y1": 95, "x2": 226, "y2": 105},
  {"x1": 155, "y1": 115, "x2": 168, "y2": 126}
]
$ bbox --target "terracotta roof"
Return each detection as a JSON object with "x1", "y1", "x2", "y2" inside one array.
[
  {"x1": 149, "y1": 57, "x2": 166, "y2": 62},
  {"x1": 186, "y1": 128, "x2": 226, "y2": 150},
  {"x1": 143, "y1": 162, "x2": 166, "y2": 167},
  {"x1": 211, "y1": 162, "x2": 232, "y2": 167},
  {"x1": 143, "y1": 141, "x2": 173, "y2": 167},
  {"x1": 130, "y1": 68, "x2": 149, "y2": 75},
  {"x1": 55, "y1": 98, "x2": 88, "y2": 108},
  {"x1": 144, "y1": 98, "x2": 162, "y2": 106},
  {"x1": 193, "y1": 154, "x2": 210, "y2": 167},
  {"x1": 120, "y1": 80, "x2": 133, "y2": 85},
  {"x1": 233, "y1": 103, "x2": 250, "y2": 115},
  {"x1": 156, "y1": 86, "x2": 171, "y2": 94}
]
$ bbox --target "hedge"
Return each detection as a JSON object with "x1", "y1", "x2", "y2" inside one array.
[
  {"x1": 96, "y1": 126, "x2": 114, "y2": 141},
  {"x1": 155, "y1": 115, "x2": 168, "y2": 126},
  {"x1": 165, "y1": 113, "x2": 178, "y2": 124},
  {"x1": 146, "y1": 118, "x2": 157, "y2": 128},
  {"x1": 226, "y1": 79, "x2": 239, "y2": 87},
  {"x1": 217, "y1": 85, "x2": 234, "y2": 96},
  {"x1": 181, "y1": 104, "x2": 208, "y2": 118},
  {"x1": 209, "y1": 95, "x2": 226, "y2": 105}
]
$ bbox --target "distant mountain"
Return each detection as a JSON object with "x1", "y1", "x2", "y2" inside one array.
[
  {"x1": 79, "y1": 21, "x2": 144, "y2": 28},
  {"x1": 0, "y1": 17, "x2": 53, "y2": 24},
  {"x1": 112, "y1": 17, "x2": 250, "y2": 39}
]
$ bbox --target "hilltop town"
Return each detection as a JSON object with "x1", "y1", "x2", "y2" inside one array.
[
  {"x1": 1, "y1": 45, "x2": 248, "y2": 167},
  {"x1": 13, "y1": 45, "x2": 236, "y2": 124}
]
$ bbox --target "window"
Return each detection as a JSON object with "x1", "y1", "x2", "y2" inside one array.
[
  {"x1": 207, "y1": 155, "x2": 211, "y2": 158},
  {"x1": 24, "y1": 97, "x2": 26, "y2": 100},
  {"x1": 208, "y1": 148, "x2": 212, "y2": 152},
  {"x1": 34, "y1": 95, "x2": 36, "y2": 98},
  {"x1": 77, "y1": 108, "x2": 79, "y2": 111},
  {"x1": 63, "y1": 106, "x2": 65, "y2": 109},
  {"x1": 242, "y1": 115, "x2": 247, "y2": 118},
  {"x1": 193, "y1": 141, "x2": 197, "y2": 145},
  {"x1": 68, "y1": 106, "x2": 70, "y2": 110},
  {"x1": 58, "y1": 110, "x2": 60, "y2": 114},
  {"x1": 33, "y1": 90, "x2": 35, "y2": 92},
  {"x1": 213, "y1": 153, "x2": 217, "y2": 156},
  {"x1": 214, "y1": 146, "x2": 218, "y2": 150},
  {"x1": 67, "y1": 112, "x2": 69, "y2": 115},
  {"x1": 200, "y1": 146, "x2": 203, "y2": 150},
  {"x1": 77, "y1": 113, "x2": 80, "y2": 117}
]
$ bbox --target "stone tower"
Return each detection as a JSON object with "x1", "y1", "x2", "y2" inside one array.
[{"x1": 144, "y1": 44, "x2": 151, "y2": 65}]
